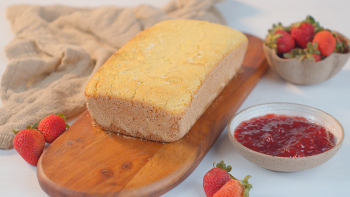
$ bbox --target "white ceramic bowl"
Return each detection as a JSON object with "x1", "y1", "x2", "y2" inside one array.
[{"x1": 227, "y1": 103, "x2": 344, "y2": 172}]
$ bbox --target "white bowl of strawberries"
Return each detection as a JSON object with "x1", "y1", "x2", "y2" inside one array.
[{"x1": 263, "y1": 16, "x2": 350, "y2": 85}]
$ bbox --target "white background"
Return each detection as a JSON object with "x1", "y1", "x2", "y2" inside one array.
[{"x1": 0, "y1": 0, "x2": 349, "y2": 196}]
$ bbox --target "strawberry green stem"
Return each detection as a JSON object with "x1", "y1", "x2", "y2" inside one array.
[
  {"x1": 240, "y1": 175, "x2": 253, "y2": 197},
  {"x1": 31, "y1": 122, "x2": 38, "y2": 129},
  {"x1": 12, "y1": 129, "x2": 19, "y2": 135},
  {"x1": 213, "y1": 160, "x2": 237, "y2": 180},
  {"x1": 54, "y1": 112, "x2": 66, "y2": 121}
]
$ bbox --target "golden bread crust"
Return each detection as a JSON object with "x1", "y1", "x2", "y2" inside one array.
[{"x1": 85, "y1": 19, "x2": 248, "y2": 142}]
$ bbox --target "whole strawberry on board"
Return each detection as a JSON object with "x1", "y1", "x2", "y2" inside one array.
[
  {"x1": 312, "y1": 30, "x2": 336, "y2": 56},
  {"x1": 213, "y1": 175, "x2": 252, "y2": 197},
  {"x1": 38, "y1": 113, "x2": 69, "y2": 143},
  {"x1": 203, "y1": 161, "x2": 235, "y2": 197},
  {"x1": 13, "y1": 123, "x2": 45, "y2": 166}
]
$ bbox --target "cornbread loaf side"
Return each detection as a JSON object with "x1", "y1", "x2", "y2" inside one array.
[{"x1": 85, "y1": 19, "x2": 248, "y2": 142}]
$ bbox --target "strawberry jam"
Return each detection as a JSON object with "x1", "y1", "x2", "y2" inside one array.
[{"x1": 234, "y1": 114, "x2": 335, "y2": 157}]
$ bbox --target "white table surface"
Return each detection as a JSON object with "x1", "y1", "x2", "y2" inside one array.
[{"x1": 1, "y1": 0, "x2": 349, "y2": 196}]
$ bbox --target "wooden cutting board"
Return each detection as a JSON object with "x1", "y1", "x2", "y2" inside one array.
[{"x1": 37, "y1": 34, "x2": 268, "y2": 197}]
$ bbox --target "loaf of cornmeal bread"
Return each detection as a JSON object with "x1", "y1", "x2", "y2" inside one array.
[{"x1": 85, "y1": 19, "x2": 248, "y2": 142}]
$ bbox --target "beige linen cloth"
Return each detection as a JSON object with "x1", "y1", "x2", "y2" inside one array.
[{"x1": 0, "y1": 0, "x2": 225, "y2": 149}]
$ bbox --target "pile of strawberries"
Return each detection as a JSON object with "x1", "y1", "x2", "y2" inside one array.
[
  {"x1": 265, "y1": 16, "x2": 347, "y2": 62},
  {"x1": 203, "y1": 161, "x2": 252, "y2": 197},
  {"x1": 13, "y1": 113, "x2": 69, "y2": 166}
]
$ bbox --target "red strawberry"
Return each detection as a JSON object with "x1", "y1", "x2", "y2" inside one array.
[
  {"x1": 13, "y1": 123, "x2": 45, "y2": 166},
  {"x1": 265, "y1": 30, "x2": 295, "y2": 54},
  {"x1": 291, "y1": 22, "x2": 315, "y2": 49},
  {"x1": 203, "y1": 161, "x2": 235, "y2": 197},
  {"x1": 38, "y1": 113, "x2": 69, "y2": 143},
  {"x1": 312, "y1": 30, "x2": 336, "y2": 56},
  {"x1": 213, "y1": 175, "x2": 252, "y2": 197},
  {"x1": 304, "y1": 15, "x2": 324, "y2": 33},
  {"x1": 311, "y1": 54, "x2": 322, "y2": 62},
  {"x1": 275, "y1": 30, "x2": 295, "y2": 54}
]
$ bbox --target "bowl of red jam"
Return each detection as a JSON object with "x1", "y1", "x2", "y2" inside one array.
[{"x1": 228, "y1": 103, "x2": 344, "y2": 172}]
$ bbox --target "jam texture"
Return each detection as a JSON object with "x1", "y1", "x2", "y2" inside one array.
[{"x1": 234, "y1": 114, "x2": 335, "y2": 157}]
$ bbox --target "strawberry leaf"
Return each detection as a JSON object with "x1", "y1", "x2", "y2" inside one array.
[
  {"x1": 25, "y1": 122, "x2": 38, "y2": 129},
  {"x1": 307, "y1": 42, "x2": 313, "y2": 49},
  {"x1": 31, "y1": 122, "x2": 38, "y2": 129},
  {"x1": 213, "y1": 160, "x2": 237, "y2": 180},
  {"x1": 12, "y1": 129, "x2": 20, "y2": 135},
  {"x1": 240, "y1": 175, "x2": 253, "y2": 197},
  {"x1": 264, "y1": 33, "x2": 283, "y2": 50},
  {"x1": 305, "y1": 15, "x2": 315, "y2": 23},
  {"x1": 304, "y1": 15, "x2": 324, "y2": 33},
  {"x1": 283, "y1": 53, "x2": 293, "y2": 58},
  {"x1": 54, "y1": 113, "x2": 66, "y2": 121}
]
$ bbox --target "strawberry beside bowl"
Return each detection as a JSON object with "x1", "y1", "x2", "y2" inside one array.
[
  {"x1": 227, "y1": 103, "x2": 344, "y2": 172},
  {"x1": 263, "y1": 31, "x2": 350, "y2": 85}
]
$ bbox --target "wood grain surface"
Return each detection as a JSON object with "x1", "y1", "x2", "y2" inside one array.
[{"x1": 37, "y1": 34, "x2": 268, "y2": 197}]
